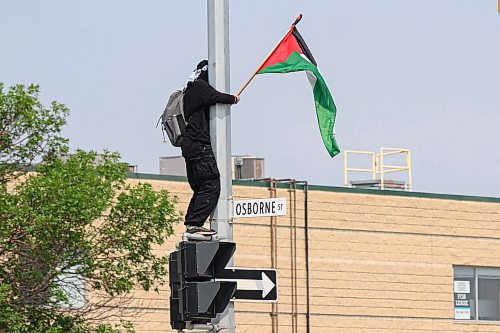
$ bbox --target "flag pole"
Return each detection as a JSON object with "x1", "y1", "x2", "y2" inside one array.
[{"x1": 236, "y1": 14, "x2": 302, "y2": 96}]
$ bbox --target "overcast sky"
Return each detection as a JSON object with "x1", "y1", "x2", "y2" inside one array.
[{"x1": 1, "y1": 0, "x2": 499, "y2": 197}]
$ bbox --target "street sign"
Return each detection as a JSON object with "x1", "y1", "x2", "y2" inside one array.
[
  {"x1": 233, "y1": 198, "x2": 287, "y2": 218},
  {"x1": 216, "y1": 268, "x2": 278, "y2": 302}
]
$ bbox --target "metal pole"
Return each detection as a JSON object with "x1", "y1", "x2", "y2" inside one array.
[
  {"x1": 407, "y1": 150, "x2": 413, "y2": 192},
  {"x1": 380, "y1": 148, "x2": 385, "y2": 190},
  {"x1": 344, "y1": 152, "x2": 348, "y2": 187},
  {"x1": 207, "y1": 0, "x2": 235, "y2": 332}
]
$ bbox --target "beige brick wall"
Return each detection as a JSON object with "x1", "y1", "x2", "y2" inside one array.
[{"x1": 104, "y1": 176, "x2": 500, "y2": 333}]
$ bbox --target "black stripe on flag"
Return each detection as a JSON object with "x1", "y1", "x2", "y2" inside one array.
[{"x1": 292, "y1": 27, "x2": 317, "y2": 67}]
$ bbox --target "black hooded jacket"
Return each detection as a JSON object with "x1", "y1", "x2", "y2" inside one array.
[{"x1": 181, "y1": 79, "x2": 236, "y2": 160}]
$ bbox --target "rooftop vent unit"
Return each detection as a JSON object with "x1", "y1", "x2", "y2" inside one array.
[
  {"x1": 349, "y1": 179, "x2": 406, "y2": 190},
  {"x1": 128, "y1": 165, "x2": 138, "y2": 173},
  {"x1": 232, "y1": 156, "x2": 264, "y2": 180},
  {"x1": 159, "y1": 155, "x2": 265, "y2": 180},
  {"x1": 159, "y1": 156, "x2": 187, "y2": 177}
]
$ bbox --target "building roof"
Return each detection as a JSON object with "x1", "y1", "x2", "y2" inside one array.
[{"x1": 127, "y1": 172, "x2": 500, "y2": 204}]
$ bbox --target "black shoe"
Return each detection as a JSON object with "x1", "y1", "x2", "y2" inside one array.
[{"x1": 185, "y1": 226, "x2": 217, "y2": 236}]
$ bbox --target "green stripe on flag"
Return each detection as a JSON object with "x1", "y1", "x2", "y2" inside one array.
[{"x1": 258, "y1": 51, "x2": 340, "y2": 158}]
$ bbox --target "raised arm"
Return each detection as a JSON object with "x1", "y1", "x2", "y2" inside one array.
[{"x1": 199, "y1": 81, "x2": 239, "y2": 106}]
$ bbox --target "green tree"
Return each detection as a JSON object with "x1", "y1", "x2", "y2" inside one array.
[
  {"x1": 0, "y1": 83, "x2": 69, "y2": 183},
  {"x1": 0, "y1": 84, "x2": 180, "y2": 332}
]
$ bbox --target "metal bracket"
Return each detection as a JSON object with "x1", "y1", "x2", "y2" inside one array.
[
  {"x1": 227, "y1": 196, "x2": 234, "y2": 223},
  {"x1": 179, "y1": 322, "x2": 222, "y2": 333}
]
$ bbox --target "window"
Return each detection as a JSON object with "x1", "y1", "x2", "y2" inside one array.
[
  {"x1": 54, "y1": 264, "x2": 87, "y2": 310},
  {"x1": 454, "y1": 266, "x2": 500, "y2": 321}
]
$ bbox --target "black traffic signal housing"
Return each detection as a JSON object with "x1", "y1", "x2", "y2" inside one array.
[{"x1": 169, "y1": 241, "x2": 237, "y2": 330}]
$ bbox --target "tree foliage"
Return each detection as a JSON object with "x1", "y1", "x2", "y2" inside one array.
[
  {"x1": 0, "y1": 84, "x2": 180, "y2": 332},
  {"x1": 0, "y1": 84, "x2": 69, "y2": 183}
]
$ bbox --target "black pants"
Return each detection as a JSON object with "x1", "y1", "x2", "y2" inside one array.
[{"x1": 184, "y1": 149, "x2": 221, "y2": 227}]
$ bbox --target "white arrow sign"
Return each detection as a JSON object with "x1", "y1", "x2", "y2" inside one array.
[{"x1": 217, "y1": 272, "x2": 275, "y2": 298}]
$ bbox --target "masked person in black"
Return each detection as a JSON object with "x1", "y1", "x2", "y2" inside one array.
[{"x1": 182, "y1": 60, "x2": 240, "y2": 235}]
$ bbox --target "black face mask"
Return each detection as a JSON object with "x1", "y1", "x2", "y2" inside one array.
[
  {"x1": 198, "y1": 70, "x2": 208, "y2": 82},
  {"x1": 196, "y1": 60, "x2": 209, "y2": 82},
  {"x1": 186, "y1": 60, "x2": 209, "y2": 88}
]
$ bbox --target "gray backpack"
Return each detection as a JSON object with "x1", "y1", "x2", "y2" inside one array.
[{"x1": 157, "y1": 90, "x2": 186, "y2": 147}]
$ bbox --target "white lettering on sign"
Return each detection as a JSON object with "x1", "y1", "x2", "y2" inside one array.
[{"x1": 234, "y1": 198, "x2": 287, "y2": 218}]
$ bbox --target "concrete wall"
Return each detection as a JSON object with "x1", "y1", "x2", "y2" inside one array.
[{"x1": 106, "y1": 174, "x2": 500, "y2": 333}]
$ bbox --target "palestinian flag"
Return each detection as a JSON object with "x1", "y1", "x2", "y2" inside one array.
[{"x1": 257, "y1": 15, "x2": 340, "y2": 158}]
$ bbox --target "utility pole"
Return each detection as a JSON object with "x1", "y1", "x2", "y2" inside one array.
[{"x1": 207, "y1": 0, "x2": 235, "y2": 332}]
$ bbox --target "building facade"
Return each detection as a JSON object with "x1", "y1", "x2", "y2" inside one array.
[{"x1": 112, "y1": 173, "x2": 500, "y2": 333}]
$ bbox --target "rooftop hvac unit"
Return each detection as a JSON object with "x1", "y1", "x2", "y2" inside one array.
[
  {"x1": 232, "y1": 156, "x2": 264, "y2": 180},
  {"x1": 159, "y1": 156, "x2": 187, "y2": 177},
  {"x1": 128, "y1": 165, "x2": 138, "y2": 173},
  {"x1": 159, "y1": 155, "x2": 265, "y2": 180}
]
